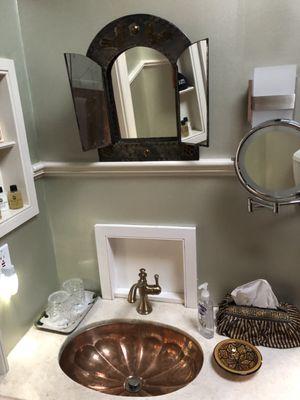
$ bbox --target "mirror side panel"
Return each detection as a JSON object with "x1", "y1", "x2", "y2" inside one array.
[
  {"x1": 177, "y1": 39, "x2": 209, "y2": 146},
  {"x1": 64, "y1": 53, "x2": 112, "y2": 150}
]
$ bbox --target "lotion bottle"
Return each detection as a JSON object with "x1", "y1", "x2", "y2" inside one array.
[{"x1": 198, "y1": 282, "x2": 214, "y2": 339}]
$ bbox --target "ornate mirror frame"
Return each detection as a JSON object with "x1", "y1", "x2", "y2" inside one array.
[{"x1": 75, "y1": 14, "x2": 208, "y2": 161}]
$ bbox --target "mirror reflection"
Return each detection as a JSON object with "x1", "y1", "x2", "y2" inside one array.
[
  {"x1": 112, "y1": 47, "x2": 177, "y2": 139},
  {"x1": 177, "y1": 40, "x2": 208, "y2": 144},
  {"x1": 241, "y1": 124, "x2": 300, "y2": 196}
]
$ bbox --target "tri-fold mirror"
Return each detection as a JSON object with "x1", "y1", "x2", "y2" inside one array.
[{"x1": 65, "y1": 14, "x2": 209, "y2": 161}]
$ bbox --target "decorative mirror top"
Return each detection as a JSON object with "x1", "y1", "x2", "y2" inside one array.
[{"x1": 87, "y1": 14, "x2": 191, "y2": 68}]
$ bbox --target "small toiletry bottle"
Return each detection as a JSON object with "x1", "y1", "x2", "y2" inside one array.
[
  {"x1": 185, "y1": 117, "x2": 192, "y2": 133},
  {"x1": 0, "y1": 186, "x2": 9, "y2": 211},
  {"x1": 198, "y1": 282, "x2": 214, "y2": 339},
  {"x1": 8, "y1": 185, "x2": 23, "y2": 210},
  {"x1": 181, "y1": 118, "x2": 189, "y2": 137}
]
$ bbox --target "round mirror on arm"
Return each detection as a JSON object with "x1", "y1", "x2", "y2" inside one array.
[{"x1": 235, "y1": 119, "x2": 300, "y2": 213}]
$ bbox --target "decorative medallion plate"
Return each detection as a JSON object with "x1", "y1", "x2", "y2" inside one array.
[{"x1": 214, "y1": 338, "x2": 262, "y2": 375}]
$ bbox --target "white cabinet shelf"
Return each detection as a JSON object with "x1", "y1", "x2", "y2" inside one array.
[
  {"x1": 0, "y1": 58, "x2": 38, "y2": 238},
  {"x1": 0, "y1": 141, "x2": 15, "y2": 150},
  {"x1": 181, "y1": 129, "x2": 207, "y2": 144},
  {"x1": 179, "y1": 86, "x2": 195, "y2": 95},
  {"x1": 0, "y1": 205, "x2": 30, "y2": 223}
]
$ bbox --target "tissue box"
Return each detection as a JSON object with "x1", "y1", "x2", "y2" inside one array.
[{"x1": 216, "y1": 295, "x2": 300, "y2": 348}]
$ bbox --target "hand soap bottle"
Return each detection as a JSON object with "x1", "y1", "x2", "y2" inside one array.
[{"x1": 198, "y1": 282, "x2": 214, "y2": 339}]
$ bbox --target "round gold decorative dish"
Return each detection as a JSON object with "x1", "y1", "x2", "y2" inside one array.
[{"x1": 213, "y1": 339, "x2": 262, "y2": 375}]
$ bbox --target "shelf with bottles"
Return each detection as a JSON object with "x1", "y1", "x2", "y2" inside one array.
[
  {"x1": 181, "y1": 129, "x2": 207, "y2": 144},
  {"x1": 0, "y1": 204, "x2": 30, "y2": 224},
  {"x1": 0, "y1": 58, "x2": 38, "y2": 238}
]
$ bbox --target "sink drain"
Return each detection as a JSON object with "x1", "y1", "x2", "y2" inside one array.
[{"x1": 124, "y1": 376, "x2": 143, "y2": 393}]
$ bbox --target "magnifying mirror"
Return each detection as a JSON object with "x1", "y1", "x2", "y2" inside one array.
[{"x1": 235, "y1": 119, "x2": 300, "y2": 210}]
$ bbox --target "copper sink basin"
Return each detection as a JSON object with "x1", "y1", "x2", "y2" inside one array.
[{"x1": 59, "y1": 319, "x2": 203, "y2": 396}]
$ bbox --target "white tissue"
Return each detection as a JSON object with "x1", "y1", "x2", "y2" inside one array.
[{"x1": 231, "y1": 279, "x2": 279, "y2": 309}]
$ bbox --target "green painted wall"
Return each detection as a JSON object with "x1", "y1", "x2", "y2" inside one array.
[
  {"x1": 0, "y1": 180, "x2": 58, "y2": 353},
  {"x1": 0, "y1": 0, "x2": 58, "y2": 353},
  {"x1": 44, "y1": 176, "x2": 300, "y2": 306},
  {"x1": 17, "y1": 0, "x2": 300, "y2": 162},
  {"x1": 11, "y1": 0, "x2": 300, "y2": 312}
]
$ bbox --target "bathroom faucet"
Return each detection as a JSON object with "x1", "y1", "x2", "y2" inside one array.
[{"x1": 128, "y1": 268, "x2": 161, "y2": 315}]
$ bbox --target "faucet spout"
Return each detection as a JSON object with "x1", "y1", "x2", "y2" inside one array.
[{"x1": 128, "y1": 283, "x2": 138, "y2": 303}]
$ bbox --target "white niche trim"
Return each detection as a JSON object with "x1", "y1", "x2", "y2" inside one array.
[{"x1": 95, "y1": 224, "x2": 197, "y2": 308}]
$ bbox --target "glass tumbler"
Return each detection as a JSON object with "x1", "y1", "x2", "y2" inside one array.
[
  {"x1": 47, "y1": 290, "x2": 71, "y2": 327},
  {"x1": 62, "y1": 278, "x2": 86, "y2": 314}
]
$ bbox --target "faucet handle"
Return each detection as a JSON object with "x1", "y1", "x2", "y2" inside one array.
[
  {"x1": 139, "y1": 268, "x2": 147, "y2": 281},
  {"x1": 154, "y1": 274, "x2": 159, "y2": 286}
]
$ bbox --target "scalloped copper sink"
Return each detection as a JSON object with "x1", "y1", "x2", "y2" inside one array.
[{"x1": 59, "y1": 320, "x2": 203, "y2": 396}]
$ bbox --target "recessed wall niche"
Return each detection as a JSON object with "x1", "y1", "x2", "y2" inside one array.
[{"x1": 95, "y1": 224, "x2": 197, "y2": 308}]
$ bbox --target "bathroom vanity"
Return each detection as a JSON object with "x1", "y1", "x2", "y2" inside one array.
[{"x1": 0, "y1": 298, "x2": 299, "y2": 400}]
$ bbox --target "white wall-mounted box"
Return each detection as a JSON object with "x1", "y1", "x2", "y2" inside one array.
[
  {"x1": 0, "y1": 58, "x2": 38, "y2": 237},
  {"x1": 95, "y1": 224, "x2": 198, "y2": 308}
]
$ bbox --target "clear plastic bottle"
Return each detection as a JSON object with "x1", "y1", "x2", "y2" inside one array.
[{"x1": 198, "y1": 282, "x2": 214, "y2": 339}]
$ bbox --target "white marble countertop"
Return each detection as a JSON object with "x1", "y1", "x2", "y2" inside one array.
[{"x1": 0, "y1": 298, "x2": 300, "y2": 400}]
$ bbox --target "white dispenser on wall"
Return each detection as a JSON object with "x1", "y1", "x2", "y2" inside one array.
[{"x1": 198, "y1": 282, "x2": 214, "y2": 339}]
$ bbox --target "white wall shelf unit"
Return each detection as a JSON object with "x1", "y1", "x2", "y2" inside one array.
[
  {"x1": 0, "y1": 58, "x2": 38, "y2": 237},
  {"x1": 0, "y1": 141, "x2": 16, "y2": 150}
]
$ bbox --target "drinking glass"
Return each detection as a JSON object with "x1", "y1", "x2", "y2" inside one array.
[
  {"x1": 47, "y1": 290, "x2": 71, "y2": 327},
  {"x1": 62, "y1": 278, "x2": 86, "y2": 314}
]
